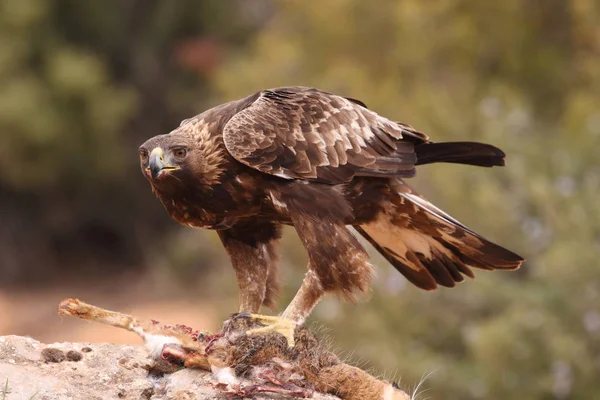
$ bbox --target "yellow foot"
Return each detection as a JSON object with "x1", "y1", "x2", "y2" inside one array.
[{"x1": 238, "y1": 314, "x2": 297, "y2": 347}]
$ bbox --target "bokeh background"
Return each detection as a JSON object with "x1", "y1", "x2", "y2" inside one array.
[{"x1": 1, "y1": 0, "x2": 599, "y2": 398}]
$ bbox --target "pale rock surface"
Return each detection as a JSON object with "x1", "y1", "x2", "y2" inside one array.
[{"x1": 0, "y1": 335, "x2": 339, "y2": 400}]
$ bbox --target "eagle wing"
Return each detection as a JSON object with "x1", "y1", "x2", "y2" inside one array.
[{"x1": 222, "y1": 87, "x2": 428, "y2": 183}]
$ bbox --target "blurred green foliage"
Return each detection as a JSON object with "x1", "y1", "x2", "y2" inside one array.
[
  {"x1": 0, "y1": 0, "x2": 260, "y2": 282},
  {"x1": 1, "y1": 0, "x2": 599, "y2": 398}
]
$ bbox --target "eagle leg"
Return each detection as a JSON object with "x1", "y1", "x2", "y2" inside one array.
[
  {"x1": 218, "y1": 220, "x2": 282, "y2": 313},
  {"x1": 280, "y1": 270, "x2": 324, "y2": 323},
  {"x1": 233, "y1": 269, "x2": 323, "y2": 347}
]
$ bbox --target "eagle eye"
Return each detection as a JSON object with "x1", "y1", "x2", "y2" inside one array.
[
  {"x1": 173, "y1": 148, "x2": 187, "y2": 159},
  {"x1": 139, "y1": 149, "x2": 149, "y2": 163}
]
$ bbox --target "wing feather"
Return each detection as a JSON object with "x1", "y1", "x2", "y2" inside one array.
[
  {"x1": 356, "y1": 181, "x2": 523, "y2": 290},
  {"x1": 223, "y1": 87, "x2": 428, "y2": 183}
]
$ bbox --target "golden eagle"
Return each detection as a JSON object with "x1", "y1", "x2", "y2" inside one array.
[{"x1": 139, "y1": 87, "x2": 523, "y2": 343}]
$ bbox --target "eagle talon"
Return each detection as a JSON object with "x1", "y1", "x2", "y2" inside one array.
[
  {"x1": 242, "y1": 314, "x2": 297, "y2": 347},
  {"x1": 231, "y1": 312, "x2": 252, "y2": 320}
]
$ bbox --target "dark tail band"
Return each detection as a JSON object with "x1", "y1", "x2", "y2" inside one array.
[{"x1": 415, "y1": 142, "x2": 506, "y2": 167}]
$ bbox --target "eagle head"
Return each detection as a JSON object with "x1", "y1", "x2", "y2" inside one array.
[
  {"x1": 139, "y1": 119, "x2": 227, "y2": 193},
  {"x1": 138, "y1": 133, "x2": 191, "y2": 185}
]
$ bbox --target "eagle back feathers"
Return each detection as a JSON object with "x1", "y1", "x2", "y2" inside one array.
[{"x1": 222, "y1": 87, "x2": 428, "y2": 183}]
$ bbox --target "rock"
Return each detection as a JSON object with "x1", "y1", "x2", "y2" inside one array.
[
  {"x1": 41, "y1": 348, "x2": 66, "y2": 363},
  {"x1": 0, "y1": 335, "x2": 340, "y2": 400}
]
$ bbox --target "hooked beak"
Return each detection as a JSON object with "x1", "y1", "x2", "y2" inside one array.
[{"x1": 149, "y1": 148, "x2": 179, "y2": 179}]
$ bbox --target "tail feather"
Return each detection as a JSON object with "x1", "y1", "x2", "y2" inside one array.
[
  {"x1": 355, "y1": 226, "x2": 438, "y2": 290},
  {"x1": 355, "y1": 185, "x2": 523, "y2": 290},
  {"x1": 415, "y1": 141, "x2": 506, "y2": 167}
]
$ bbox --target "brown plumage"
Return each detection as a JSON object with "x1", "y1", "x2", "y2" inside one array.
[{"x1": 139, "y1": 86, "x2": 523, "y2": 328}]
